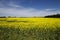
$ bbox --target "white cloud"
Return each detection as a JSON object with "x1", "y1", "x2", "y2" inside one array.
[
  {"x1": 0, "y1": 1, "x2": 60, "y2": 17},
  {"x1": 0, "y1": 7, "x2": 60, "y2": 17},
  {"x1": 45, "y1": 9, "x2": 56, "y2": 11}
]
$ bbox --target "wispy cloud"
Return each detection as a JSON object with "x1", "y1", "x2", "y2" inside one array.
[{"x1": 0, "y1": 0, "x2": 60, "y2": 17}]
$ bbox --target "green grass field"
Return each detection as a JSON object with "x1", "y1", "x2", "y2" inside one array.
[{"x1": 0, "y1": 18, "x2": 60, "y2": 40}]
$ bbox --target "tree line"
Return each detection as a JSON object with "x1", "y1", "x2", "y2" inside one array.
[{"x1": 45, "y1": 14, "x2": 60, "y2": 18}]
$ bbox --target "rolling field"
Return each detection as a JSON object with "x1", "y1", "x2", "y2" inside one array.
[{"x1": 0, "y1": 18, "x2": 60, "y2": 40}]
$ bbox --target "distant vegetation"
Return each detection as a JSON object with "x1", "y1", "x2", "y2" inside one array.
[
  {"x1": 45, "y1": 14, "x2": 60, "y2": 18},
  {"x1": 0, "y1": 16, "x2": 16, "y2": 18},
  {"x1": 0, "y1": 16, "x2": 6, "y2": 18}
]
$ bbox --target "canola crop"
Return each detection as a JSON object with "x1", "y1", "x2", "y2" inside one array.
[{"x1": 0, "y1": 18, "x2": 60, "y2": 40}]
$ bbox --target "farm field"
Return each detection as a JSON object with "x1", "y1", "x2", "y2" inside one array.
[{"x1": 0, "y1": 18, "x2": 60, "y2": 40}]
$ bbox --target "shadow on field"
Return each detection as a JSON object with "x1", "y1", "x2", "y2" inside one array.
[{"x1": 6, "y1": 20, "x2": 29, "y2": 23}]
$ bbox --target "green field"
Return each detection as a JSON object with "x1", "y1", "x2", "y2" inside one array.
[{"x1": 0, "y1": 18, "x2": 60, "y2": 40}]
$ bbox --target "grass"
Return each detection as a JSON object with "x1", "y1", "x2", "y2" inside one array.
[{"x1": 0, "y1": 18, "x2": 60, "y2": 40}]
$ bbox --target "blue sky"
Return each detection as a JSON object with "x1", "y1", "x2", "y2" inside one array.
[{"x1": 0, "y1": 0, "x2": 60, "y2": 17}]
